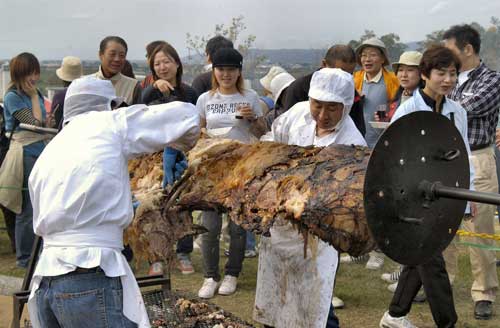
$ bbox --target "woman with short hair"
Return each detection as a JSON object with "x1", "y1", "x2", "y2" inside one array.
[
  {"x1": 0, "y1": 52, "x2": 55, "y2": 268},
  {"x1": 380, "y1": 45, "x2": 474, "y2": 328}
]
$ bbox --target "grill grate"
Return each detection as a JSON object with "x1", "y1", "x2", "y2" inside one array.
[
  {"x1": 144, "y1": 289, "x2": 255, "y2": 328},
  {"x1": 23, "y1": 289, "x2": 254, "y2": 328}
]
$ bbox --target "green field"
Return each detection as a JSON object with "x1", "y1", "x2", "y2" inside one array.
[{"x1": 1, "y1": 210, "x2": 499, "y2": 327}]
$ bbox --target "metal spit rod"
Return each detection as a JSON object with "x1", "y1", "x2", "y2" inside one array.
[{"x1": 419, "y1": 180, "x2": 500, "y2": 206}]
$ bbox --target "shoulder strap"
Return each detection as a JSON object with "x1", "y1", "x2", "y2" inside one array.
[{"x1": 7, "y1": 119, "x2": 19, "y2": 141}]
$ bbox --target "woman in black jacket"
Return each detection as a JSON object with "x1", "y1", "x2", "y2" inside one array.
[
  {"x1": 141, "y1": 42, "x2": 198, "y2": 106},
  {"x1": 140, "y1": 42, "x2": 197, "y2": 276}
]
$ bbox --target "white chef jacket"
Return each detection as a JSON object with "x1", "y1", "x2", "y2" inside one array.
[
  {"x1": 255, "y1": 101, "x2": 366, "y2": 328},
  {"x1": 28, "y1": 102, "x2": 200, "y2": 328}
]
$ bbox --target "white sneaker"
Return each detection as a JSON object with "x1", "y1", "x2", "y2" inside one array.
[
  {"x1": 198, "y1": 278, "x2": 219, "y2": 299},
  {"x1": 218, "y1": 275, "x2": 238, "y2": 295},
  {"x1": 381, "y1": 266, "x2": 402, "y2": 283},
  {"x1": 244, "y1": 249, "x2": 258, "y2": 258},
  {"x1": 388, "y1": 282, "x2": 398, "y2": 293},
  {"x1": 339, "y1": 254, "x2": 369, "y2": 264},
  {"x1": 380, "y1": 311, "x2": 417, "y2": 328},
  {"x1": 366, "y1": 251, "x2": 385, "y2": 270},
  {"x1": 331, "y1": 295, "x2": 345, "y2": 309}
]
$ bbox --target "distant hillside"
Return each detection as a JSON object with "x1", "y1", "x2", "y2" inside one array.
[
  {"x1": 182, "y1": 42, "x2": 421, "y2": 66},
  {"x1": 248, "y1": 48, "x2": 326, "y2": 65},
  {"x1": 182, "y1": 48, "x2": 325, "y2": 66},
  {"x1": 405, "y1": 41, "x2": 421, "y2": 51}
]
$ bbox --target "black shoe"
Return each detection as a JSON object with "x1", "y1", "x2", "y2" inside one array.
[
  {"x1": 496, "y1": 260, "x2": 500, "y2": 267},
  {"x1": 474, "y1": 300, "x2": 493, "y2": 320}
]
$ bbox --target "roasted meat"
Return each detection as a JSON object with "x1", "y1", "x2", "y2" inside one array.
[{"x1": 127, "y1": 138, "x2": 376, "y2": 263}]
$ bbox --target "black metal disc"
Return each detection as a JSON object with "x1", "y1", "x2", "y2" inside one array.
[{"x1": 364, "y1": 111, "x2": 470, "y2": 266}]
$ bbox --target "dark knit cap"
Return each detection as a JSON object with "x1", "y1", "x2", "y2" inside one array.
[{"x1": 212, "y1": 48, "x2": 243, "y2": 68}]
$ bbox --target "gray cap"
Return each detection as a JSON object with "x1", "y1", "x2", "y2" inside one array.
[{"x1": 355, "y1": 37, "x2": 390, "y2": 66}]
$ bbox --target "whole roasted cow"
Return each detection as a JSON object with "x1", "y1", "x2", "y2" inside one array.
[{"x1": 126, "y1": 139, "x2": 376, "y2": 263}]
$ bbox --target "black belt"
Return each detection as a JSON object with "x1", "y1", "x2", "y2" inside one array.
[
  {"x1": 470, "y1": 144, "x2": 490, "y2": 151},
  {"x1": 73, "y1": 266, "x2": 103, "y2": 273}
]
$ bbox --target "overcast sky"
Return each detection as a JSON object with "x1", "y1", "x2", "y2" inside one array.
[{"x1": 0, "y1": 0, "x2": 498, "y2": 60}]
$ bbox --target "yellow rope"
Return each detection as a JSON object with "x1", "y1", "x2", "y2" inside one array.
[{"x1": 456, "y1": 229, "x2": 500, "y2": 241}]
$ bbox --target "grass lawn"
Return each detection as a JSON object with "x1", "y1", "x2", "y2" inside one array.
[{"x1": 1, "y1": 210, "x2": 499, "y2": 327}]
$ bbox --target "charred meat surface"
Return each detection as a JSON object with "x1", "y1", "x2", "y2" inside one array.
[{"x1": 127, "y1": 139, "x2": 376, "y2": 263}]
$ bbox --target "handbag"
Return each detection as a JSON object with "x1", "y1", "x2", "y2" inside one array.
[{"x1": 0, "y1": 105, "x2": 19, "y2": 168}]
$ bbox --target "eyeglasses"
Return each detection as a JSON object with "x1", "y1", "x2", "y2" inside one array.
[{"x1": 360, "y1": 53, "x2": 381, "y2": 60}]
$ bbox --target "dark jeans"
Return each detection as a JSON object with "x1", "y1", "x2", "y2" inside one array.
[
  {"x1": 201, "y1": 211, "x2": 246, "y2": 281},
  {"x1": 326, "y1": 302, "x2": 340, "y2": 328},
  {"x1": 176, "y1": 235, "x2": 193, "y2": 255},
  {"x1": 16, "y1": 154, "x2": 37, "y2": 267},
  {"x1": 35, "y1": 269, "x2": 137, "y2": 328},
  {"x1": 389, "y1": 253, "x2": 457, "y2": 328},
  {"x1": 263, "y1": 303, "x2": 339, "y2": 328}
]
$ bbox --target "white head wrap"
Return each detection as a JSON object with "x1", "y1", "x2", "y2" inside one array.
[
  {"x1": 308, "y1": 68, "x2": 355, "y2": 130},
  {"x1": 64, "y1": 76, "x2": 123, "y2": 124}
]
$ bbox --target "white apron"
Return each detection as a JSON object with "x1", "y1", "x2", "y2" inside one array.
[
  {"x1": 255, "y1": 102, "x2": 366, "y2": 327},
  {"x1": 254, "y1": 221, "x2": 338, "y2": 328}
]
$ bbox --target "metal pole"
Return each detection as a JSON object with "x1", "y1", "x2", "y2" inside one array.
[{"x1": 420, "y1": 180, "x2": 500, "y2": 206}]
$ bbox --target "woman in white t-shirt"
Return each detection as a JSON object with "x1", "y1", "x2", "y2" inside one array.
[{"x1": 196, "y1": 48, "x2": 261, "y2": 299}]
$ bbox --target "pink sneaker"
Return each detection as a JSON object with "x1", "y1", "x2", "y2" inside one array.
[
  {"x1": 178, "y1": 258, "x2": 194, "y2": 275},
  {"x1": 148, "y1": 262, "x2": 163, "y2": 276}
]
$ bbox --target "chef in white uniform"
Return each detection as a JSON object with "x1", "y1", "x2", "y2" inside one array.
[
  {"x1": 254, "y1": 68, "x2": 366, "y2": 328},
  {"x1": 27, "y1": 76, "x2": 200, "y2": 328}
]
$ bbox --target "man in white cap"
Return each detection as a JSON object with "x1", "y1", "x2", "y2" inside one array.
[
  {"x1": 260, "y1": 66, "x2": 287, "y2": 95},
  {"x1": 353, "y1": 37, "x2": 399, "y2": 149},
  {"x1": 258, "y1": 65, "x2": 288, "y2": 119},
  {"x1": 253, "y1": 68, "x2": 366, "y2": 328},
  {"x1": 27, "y1": 76, "x2": 200, "y2": 328},
  {"x1": 51, "y1": 56, "x2": 83, "y2": 129},
  {"x1": 250, "y1": 71, "x2": 296, "y2": 138},
  {"x1": 347, "y1": 37, "x2": 400, "y2": 270}
]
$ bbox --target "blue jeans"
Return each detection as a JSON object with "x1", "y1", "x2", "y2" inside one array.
[
  {"x1": 246, "y1": 231, "x2": 256, "y2": 251},
  {"x1": 176, "y1": 235, "x2": 193, "y2": 256},
  {"x1": 34, "y1": 268, "x2": 137, "y2": 328},
  {"x1": 15, "y1": 154, "x2": 37, "y2": 267}
]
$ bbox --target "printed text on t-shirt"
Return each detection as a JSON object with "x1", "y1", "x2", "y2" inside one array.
[{"x1": 206, "y1": 102, "x2": 251, "y2": 114}]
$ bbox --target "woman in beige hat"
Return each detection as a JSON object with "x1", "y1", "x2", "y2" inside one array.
[
  {"x1": 51, "y1": 56, "x2": 83, "y2": 128},
  {"x1": 376, "y1": 51, "x2": 424, "y2": 122}
]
